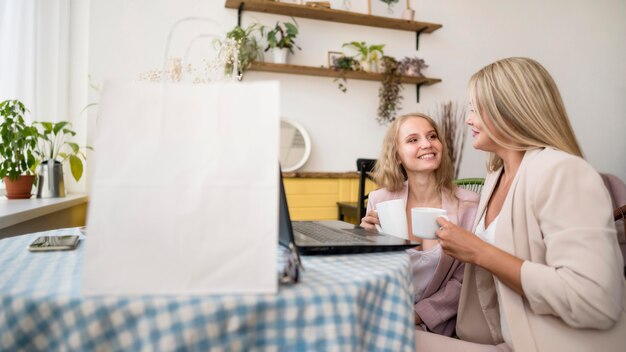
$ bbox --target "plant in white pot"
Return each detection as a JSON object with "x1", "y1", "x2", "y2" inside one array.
[
  {"x1": 0, "y1": 100, "x2": 40, "y2": 199},
  {"x1": 264, "y1": 20, "x2": 301, "y2": 64},
  {"x1": 34, "y1": 121, "x2": 91, "y2": 197}
]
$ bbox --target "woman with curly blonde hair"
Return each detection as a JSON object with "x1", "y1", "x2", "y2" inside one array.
[{"x1": 361, "y1": 113, "x2": 479, "y2": 336}]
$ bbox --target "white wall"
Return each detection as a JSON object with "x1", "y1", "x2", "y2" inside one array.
[{"x1": 87, "y1": 0, "x2": 626, "y2": 181}]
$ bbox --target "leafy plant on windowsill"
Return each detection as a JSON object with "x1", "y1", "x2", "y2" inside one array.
[
  {"x1": 378, "y1": 56, "x2": 403, "y2": 125},
  {"x1": 331, "y1": 55, "x2": 360, "y2": 93},
  {"x1": 34, "y1": 121, "x2": 91, "y2": 182},
  {"x1": 0, "y1": 100, "x2": 40, "y2": 181}
]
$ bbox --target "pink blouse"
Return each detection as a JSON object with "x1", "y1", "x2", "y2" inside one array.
[{"x1": 367, "y1": 182, "x2": 479, "y2": 336}]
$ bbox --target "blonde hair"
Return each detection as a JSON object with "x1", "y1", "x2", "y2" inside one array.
[
  {"x1": 373, "y1": 113, "x2": 456, "y2": 193},
  {"x1": 469, "y1": 57, "x2": 583, "y2": 171}
]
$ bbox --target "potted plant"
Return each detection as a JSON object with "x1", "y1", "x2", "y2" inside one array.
[
  {"x1": 222, "y1": 22, "x2": 265, "y2": 77},
  {"x1": 398, "y1": 56, "x2": 428, "y2": 77},
  {"x1": 342, "y1": 41, "x2": 385, "y2": 72},
  {"x1": 331, "y1": 55, "x2": 360, "y2": 93},
  {"x1": 34, "y1": 121, "x2": 90, "y2": 197},
  {"x1": 265, "y1": 20, "x2": 301, "y2": 64},
  {"x1": 0, "y1": 100, "x2": 40, "y2": 199}
]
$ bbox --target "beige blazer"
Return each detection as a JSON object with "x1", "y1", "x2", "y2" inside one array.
[{"x1": 456, "y1": 148, "x2": 626, "y2": 352}]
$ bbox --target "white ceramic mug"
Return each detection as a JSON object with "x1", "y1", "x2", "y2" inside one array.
[
  {"x1": 411, "y1": 207, "x2": 448, "y2": 240},
  {"x1": 375, "y1": 199, "x2": 409, "y2": 239}
]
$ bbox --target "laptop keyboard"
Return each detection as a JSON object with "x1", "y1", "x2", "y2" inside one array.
[{"x1": 292, "y1": 222, "x2": 372, "y2": 244}]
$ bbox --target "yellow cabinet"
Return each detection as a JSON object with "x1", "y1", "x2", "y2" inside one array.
[{"x1": 283, "y1": 172, "x2": 377, "y2": 224}]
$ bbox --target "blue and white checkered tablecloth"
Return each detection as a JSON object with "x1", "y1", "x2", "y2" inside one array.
[{"x1": 0, "y1": 228, "x2": 415, "y2": 351}]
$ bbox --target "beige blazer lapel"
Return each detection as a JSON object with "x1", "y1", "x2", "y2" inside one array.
[
  {"x1": 458, "y1": 167, "x2": 504, "y2": 343},
  {"x1": 494, "y1": 148, "x2": 542, "y2": 352},
  {"x1": 472, "y1": 167, "x2": 502, "y2": 232}
]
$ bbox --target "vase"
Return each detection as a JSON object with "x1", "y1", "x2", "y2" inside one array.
[
  {"x1": 36, "y1": 160, "x2": 66, "y2": 198},
  {"x1": 272, "y1": 48, "x2": 289, "y2": 64},
  {"x1": 4, "y1": 175, "x2": 35, "y2": 199},
  {"x1": 360, "y1": 60, "x2": 371, "y2": 72},
  {"x1": 401, "y1": 8, "x2": 415, "y2": 21}
]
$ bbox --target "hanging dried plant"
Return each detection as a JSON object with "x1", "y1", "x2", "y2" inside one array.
[
  {"x1": 377, "y1": 56, "x2": 403, "y2": 125},
  {"x1": 432, "y1": 101, "x2": 467, "y2": 178}
]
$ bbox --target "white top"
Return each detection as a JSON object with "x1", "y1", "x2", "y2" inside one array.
[
  {"x1": 475, "y1": 213, "x2": 513, "y2": 348},
  {"x1": 406, "y1": 244, "x2": 442, "y2": 302}
]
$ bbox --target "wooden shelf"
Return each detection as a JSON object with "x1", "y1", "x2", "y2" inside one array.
[
  {"x1": 247, "y1": 62, "x2": 441, "y2": 85},
  {"x1": 225, "y1": 0, "x2": 442, "y2": 33}
]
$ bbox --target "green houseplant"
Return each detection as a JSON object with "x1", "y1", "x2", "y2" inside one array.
[
  {"x1": 35, "y1": 121, "x2": 90, "y2": 183},
  {"x1": 223, "y1": 22, "x2": 265, "y2": 77},
  {"x1": 0, "y1": 100, "x2": 40, "y2": 198},
  {"x1": 331, "y1": 55, "x2": 360, "y2": 93},
  {"x1": 265, "y1": 20, "x2": 301, "y2": 64},
  {"x1": 342, "y1": 41, "x2": 385, "y2": 72}
]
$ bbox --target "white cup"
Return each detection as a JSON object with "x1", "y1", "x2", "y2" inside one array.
[
  {"x1": 411, "y1": 207, "x2": 448, "y2": 240},
  {"x1": 375, "y1": 199, "x2": 409, "y2": 239}
]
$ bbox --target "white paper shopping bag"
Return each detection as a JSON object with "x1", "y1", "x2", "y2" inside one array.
[{"x1": 82, "y1": 80, "x2": 280, "y2": 295}]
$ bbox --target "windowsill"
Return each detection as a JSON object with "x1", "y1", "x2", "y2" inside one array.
[{"x1": 0, "y1": 194, "x2": 88, "y2": 230}]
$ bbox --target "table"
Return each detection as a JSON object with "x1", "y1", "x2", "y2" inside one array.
[
  {"x1": 0, "y1": 194, "x2": 87, "y2": 239},
  {"x1": 0, "y1": 228, "x2": 416, "y2": 351}
]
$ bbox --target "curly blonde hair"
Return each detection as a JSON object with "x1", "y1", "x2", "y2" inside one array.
[
  {"x1": 469, "y1": 57, "x2": 583, "y2": 171},
  {"x1": 372, "y1": 113, "x2": 456, "y2": 193}
]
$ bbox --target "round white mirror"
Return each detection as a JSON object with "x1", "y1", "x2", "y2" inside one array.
[{"x1": 280, "y1": 119, "x2": 311, "y2": 172}]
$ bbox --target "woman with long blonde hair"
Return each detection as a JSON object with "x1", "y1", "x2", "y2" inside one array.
[
  {"x1": 416, "y1": 57, "x2": 625, "y2": 351},
  {"x1": 361, "y1": 113, "x2": 479, "y2": 336}
]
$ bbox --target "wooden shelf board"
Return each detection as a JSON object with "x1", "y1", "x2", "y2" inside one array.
[
  {"x1": 225, "y1": 0, "x2": 442, "y2": 33},
  {"x1": 247, "y1": 62, "x2": 441, "y2": 85}
]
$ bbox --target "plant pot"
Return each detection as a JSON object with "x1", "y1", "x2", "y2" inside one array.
[
  {"x1": 272, "y1": 48, "x2": 289, "y2": 64},
  {"x1": 401, "y1": 9, "x2": 415, "y2": 21},
  {"x1": 360, "y1": 60, "x2": 371, "y2": 72},
  {"x1": 36, "y1": 160, "x2": 66, "y2": 198},
  {"x1": 403, "y1": 66, "x2": 422, "y2": 77},
  {"x1": 370, "y1": 60, "x2": 380, "y2": 73},
  {"x1": 4, "y1": 175, "x2": 35, "y2": 199}
]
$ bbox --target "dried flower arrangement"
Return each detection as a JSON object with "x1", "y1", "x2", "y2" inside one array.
[
  {"x1": 138, "y1": 37, "x2": 241, "y2": 84},
  {"x1": 377, "y1": 56, "x2": 403, "y2": 124},
  {"x1": 431, "y1": 101, "x2": 467, "y2": 178}
]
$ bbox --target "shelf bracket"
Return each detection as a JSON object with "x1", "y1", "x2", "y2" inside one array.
[
  {"x1": 415, "y1": 27, "x2": 427, "y2": 50},
  {"x1": 415, "y1": 83, "x2": 424, "y2": 102},
  {"x1": 237, "y1": 3, "x2": 244, "y2": 27}
]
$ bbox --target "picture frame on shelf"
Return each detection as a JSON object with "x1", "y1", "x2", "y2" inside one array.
[
  {"x1": 278, "y1": 0, "x2": 303, "y2": 5},
  {"x1": 328, "y1": 0, "x2": 369, "y2": 14},
  {"x1": 327, "y1": 51, "x2": 344, "y2": 68},
  {"x1": 370, "y1": 0, "x2": 403, "y2": 18}
]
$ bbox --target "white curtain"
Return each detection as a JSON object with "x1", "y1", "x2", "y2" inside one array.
[
  {"x1": 0, "y1": 0, "x2": 89, "y2": 193},
  {"x1": 0, "y1": 0, "x2": 70, "y2": 122}
]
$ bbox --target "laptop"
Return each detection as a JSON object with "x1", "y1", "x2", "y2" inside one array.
[{"x1": 278, "y1": 171, "x2": 420, "y2": 255}]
